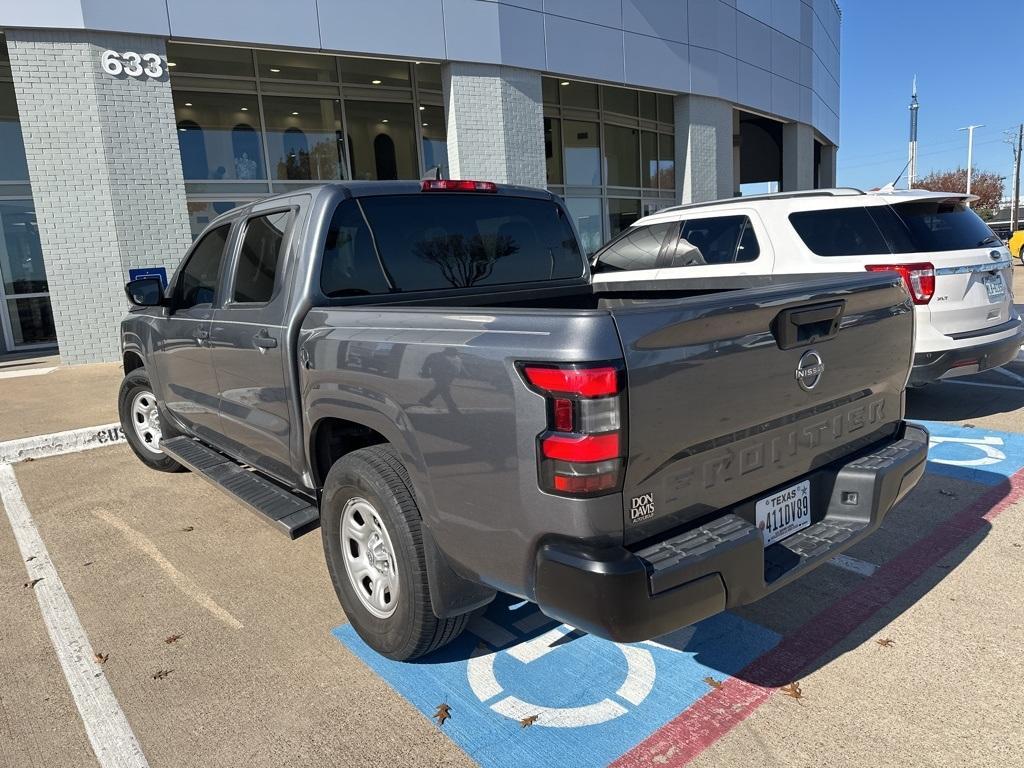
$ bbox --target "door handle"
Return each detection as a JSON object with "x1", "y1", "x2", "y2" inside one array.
[{"x1": 253, "y1": 330, "x2": 278, "y2": 351}]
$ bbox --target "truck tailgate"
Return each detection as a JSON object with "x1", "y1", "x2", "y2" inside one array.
[{"x1": 606, "y1": 273, "x2": 914, "y2": 545}]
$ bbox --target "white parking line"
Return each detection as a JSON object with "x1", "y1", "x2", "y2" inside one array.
[
  {"x1": 0, "y1": 365, "x2": 57, "y2": 380},
  {"x1": 0, "y1": 463, "x2": 149, "y2": 768},
  {"x1": 0, "y1": 423, "x2": 123, "y2": 464},
  {"x1": 827, "y1": 553, "x2": 879, "y2": 577},
  {"x1": 944, "y1": 379, "x2": 1024, "y2": 392}
]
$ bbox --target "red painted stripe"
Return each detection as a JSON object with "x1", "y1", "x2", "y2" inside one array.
[{"x1": 613, "y1": 470, "x2": 1024, "y2": 768}]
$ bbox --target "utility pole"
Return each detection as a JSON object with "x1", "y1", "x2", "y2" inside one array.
[
  {"x1": 1010, "y1": 124, "x2": 1023, "y2": 234},
  {"x1": 908, "y1": 76, "x2": 919, "y2": 189},
  {"x1": 959, "y1": 124, "x2": 984, "y2": 204}
]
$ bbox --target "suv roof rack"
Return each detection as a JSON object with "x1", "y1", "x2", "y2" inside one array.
[{"x1": 656, "y1": 187, "x2": 865, "y2": 215}]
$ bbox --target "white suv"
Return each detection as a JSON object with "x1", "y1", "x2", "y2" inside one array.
[{"x1": 591, "y1": 188, "x2": 1023, "y2": 385}]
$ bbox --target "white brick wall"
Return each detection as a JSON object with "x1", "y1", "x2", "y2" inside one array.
[
  {"x1": 7, "y1": 30, "x2": 191, "y2": 365},
  {"x1": 443, "y1": 63, "x2": 545, "y2": 189}
]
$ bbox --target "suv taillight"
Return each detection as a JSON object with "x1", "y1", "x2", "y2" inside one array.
[
  {"x1": 520, "y1": 362, "x2": 625, "y2": 497},
  {"x1": 865, "y1": 262, "x2": 935, "y2": 304}
]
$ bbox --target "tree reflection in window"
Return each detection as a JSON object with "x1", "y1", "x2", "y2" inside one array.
[{"x1": 413, "y1": 233, "x2": 519, "y2": 288}]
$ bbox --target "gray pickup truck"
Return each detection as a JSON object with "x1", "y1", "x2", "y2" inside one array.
[{"x1": 120, "y1": 180, "x2": 927, "y2": 660}]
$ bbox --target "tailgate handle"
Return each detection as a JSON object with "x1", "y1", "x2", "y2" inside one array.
[{"x1": 771, "y1": 300, "x2": 845, "y2": 350}]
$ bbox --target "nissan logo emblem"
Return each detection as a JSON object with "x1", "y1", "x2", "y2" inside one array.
[{"x1": 795, "y1": 350, "x2": 824, "y2": 391}]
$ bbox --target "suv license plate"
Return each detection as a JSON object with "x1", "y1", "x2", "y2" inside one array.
[
  {"x1": 755, "y1": 480, "x2": 811, "y2": 547},
  {"x1": 983, "y1": 274, "x2": 1006, "y2": 301}
]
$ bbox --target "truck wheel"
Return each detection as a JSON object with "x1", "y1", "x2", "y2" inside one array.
[
  {"x1": 321, "y1": 445, "x2": 468, "y2": 660},
  {"x1": 117, "y1": 370, "x2": 184, "y2": 473}
]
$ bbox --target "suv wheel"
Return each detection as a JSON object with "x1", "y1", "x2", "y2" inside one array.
[
  {"x1": 117, "y1": 370, "x2": 184, "y2": 472},
  {"x1": 321, "y1": 445, "x2": 468, "y2": 660}
]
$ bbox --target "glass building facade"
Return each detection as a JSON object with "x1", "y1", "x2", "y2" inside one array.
[
  {"x1": 167, "y1": 43, "x2": 447, "y2": 238},
  {"x1": 0, "y1": 35, "x2": 55, "y2": 350},
  {"x1": 542, "y1": 77, "x2": 677, "y2": 256}
]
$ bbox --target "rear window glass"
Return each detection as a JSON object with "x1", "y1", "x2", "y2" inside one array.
[
  {"x1": 593, "y1": 222, "x2": 672, "y2": 272},
  {"x1": 788, "y1": 207, "x2": 891, "y2": 256},
  {"x1": 357, "y1": 195, "x2": 585, "y2": 291},
  {"x1": 321, "y1": 200, "x2": 392, "y2": 298},
  {"x1": 890, "y1": 200, "x2": 998, "y2": 252}
]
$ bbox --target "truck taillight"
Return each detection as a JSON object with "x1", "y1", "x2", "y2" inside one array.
[
  {"x1": 520, "y1": 362, "x2": 625, "y2": 497},
  {"x1": 866, "y1": 262, "x2": 935, "y2": 305},
  {"x1": 421, "y1": 179, "x2": 498, "y2": 192}
]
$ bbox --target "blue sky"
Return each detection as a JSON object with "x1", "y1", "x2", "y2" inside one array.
[{"x1": 837, "y1": 0, "x2": 1023, "y2": 193}]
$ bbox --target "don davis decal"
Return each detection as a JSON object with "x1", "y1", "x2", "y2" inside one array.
[{"x1": 630, "y1": 492, "x2": 655, "y2": 523}]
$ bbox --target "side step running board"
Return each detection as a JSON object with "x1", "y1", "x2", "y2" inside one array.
[{"x1": 161, "y1": 437, "x2": 319, "y2": 539}]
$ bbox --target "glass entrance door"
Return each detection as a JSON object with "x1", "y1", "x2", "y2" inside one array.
[{"x1": 0, "y1": 200, "x2": 56, "y2": 350}]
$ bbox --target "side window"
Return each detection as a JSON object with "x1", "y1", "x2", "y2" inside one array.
[
  {"x1": 666, "y1": 215, "x2": 755, "y2": 267},
  {"x1": 233, "y1": 210, "x2": 292, "y2": 303},
  {"x1": 788, "y1": 207, "x2": 891, "y2": 256},
  {"x1": 175, "y1": 224, "x2": 230, "y2": 309},
  {"x1": 593, "y1": 222, "x2": 673, "y2": 272},
  {"x1": 320, "y1": 200, "x2": 391, "y2": 297}
]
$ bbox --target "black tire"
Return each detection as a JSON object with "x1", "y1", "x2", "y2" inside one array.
[
  {"x1": 321, "y1": 445, "x2": 468, "y2": 660},
  {"x1": 117, "y1": 369, "x2": 185, "y2": 472}
]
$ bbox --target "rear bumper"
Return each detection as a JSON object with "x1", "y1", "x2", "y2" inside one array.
[
  {"x1": 533, "y1": 422, "x2": 928, "y2": 643},
  {"x1": 911, "y1": 320, "x2": 1024, "y2": 385}
]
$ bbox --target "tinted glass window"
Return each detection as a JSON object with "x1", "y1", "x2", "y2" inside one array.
[
  {"x1": 891, "y1": 200, "x2": 999, "y2": 252},
  {"x1": 666, "y1": 215, "x2": 758, "y2": 267},
  {"x1": 865, "y1": 205, "x2": 917, "y2": 254},
  {"x1": 359, "y1": 195, "x2": 585, "y2": 291},
  {"x1": 320, "y1": 201, "x2": 392, "y2": 297},
  {"x1": 233, "y1": 211, "x2": 290, "y2": 303},
  {"x1": 176, "y1": 225, "x2": 230, "y2": 308},
  {"x1": 594, "y1": 222, "x2": 673, "y2": 272},
  {"x1": 789, "y1": 207, "x2": 890, "y2": 256}
]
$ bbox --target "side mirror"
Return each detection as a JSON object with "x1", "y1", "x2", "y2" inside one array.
[{"x1": 125, "y1": 277, "x2": 165, "y2": 307}]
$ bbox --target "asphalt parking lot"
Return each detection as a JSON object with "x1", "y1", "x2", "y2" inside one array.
[{"x1": 2, "y1": 274, "x2": 1024, "y2": 768}]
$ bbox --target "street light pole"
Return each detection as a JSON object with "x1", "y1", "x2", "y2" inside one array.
[{"x1": 958, "y1": 124, "x2": 984, "y2": 203}]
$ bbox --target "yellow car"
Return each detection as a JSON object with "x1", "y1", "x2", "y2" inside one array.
[{"x1": 1011, "y1": 230, "x2": 1024, "y2": 265}]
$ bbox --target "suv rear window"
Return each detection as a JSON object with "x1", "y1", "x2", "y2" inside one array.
[
  {"x1": 790, "y1": 201, "x2": 999, "y2": 257},
  {"x1": 890, "y1": 200, "x2": 999, "y2": 252},
  {"x1": 356, "y1": 194, "x2": 585, "y2": 292}
]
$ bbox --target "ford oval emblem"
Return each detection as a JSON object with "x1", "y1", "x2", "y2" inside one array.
[{"x1": 795, "y1": 350, "x2": 824, "y2": 391}]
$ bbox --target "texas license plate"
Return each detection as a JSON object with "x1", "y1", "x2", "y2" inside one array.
[
  {"x1": 755, "y1": 480, "x2": 811, "y2": 547},
  {"x1": 983, "y1": 274, "x2": 1005, "y2": 301}
]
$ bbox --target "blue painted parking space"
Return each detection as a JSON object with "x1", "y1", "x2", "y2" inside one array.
[
  {"x1": 334, "y1": 596, "x2": 779, "y2": 768},
  {"x1": 914, "y1": 420, "x2": 1024, "y2": 485}
]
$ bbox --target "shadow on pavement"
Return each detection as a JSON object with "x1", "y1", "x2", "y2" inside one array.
[{"x1": 907, "y1": 381, "x2": 1024, "y2": 421}]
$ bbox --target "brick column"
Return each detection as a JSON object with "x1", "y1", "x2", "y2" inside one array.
[
  {"x1": 675, "y1": 94, "x2": 735, "y2": 204},
  {"x1": 442, "y1": 62, "x2": 545, "y2": 188},
  {"x1": 782, "y1": 121, "x2": 815, "y2": 192},
  {"x1": 7, "y1": 29, "x2": 191, "y2": 365}
]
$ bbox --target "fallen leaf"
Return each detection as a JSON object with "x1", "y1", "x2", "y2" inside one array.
[
  {"x1": 519, "y1": 714, "x2": 539, "y2": 729},
  {"x1": 152, "y1": 669, "x2": 173, "y2": 680},
  {"x1": 94, "y1": 652, "x2": 109, "y2": 665},
  {"x1": 963, "y1": 423, "x2": 976, "y2": 429},
  {"x1": 82, "y1": 562, "x2": 93, "y2": 567},
  {"x1": 779, "y1": 682, "x2": 803, "y2": 700},
  {"x1": 181, "y1": 526, "x2": 194, "y2": 533},
  {"x1": 938, "y1": 489, "x2": 956, "y2": 498},
  {"x1": 433, "y1": 703, "x2": 451, "y2": 727},
  {"x1": 164, "y1": 634, "x2": 182, "y2": 645},
  {"x1": 876, "y1": 638, "x2": 895, "y2": 648},
  {"x1": 1013, "y1": 543, "x2": 1022, "y2": 549},
  {"x1": 25, "y1": 556, "x2": 36, "y2": 562},
  {"x1": 23, "y1": 578, "x2": 43, "y2": 589},
  {"x1": 703, "y1": 676, "x2": 723, "y2": 689}
]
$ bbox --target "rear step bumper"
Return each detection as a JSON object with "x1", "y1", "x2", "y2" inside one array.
[
  {"x1": 911, "y1": 320, "x2": 1024, "y2": 385},
  {"x1": 533, "y1": 422, "x2": 928, "y2": 643}
]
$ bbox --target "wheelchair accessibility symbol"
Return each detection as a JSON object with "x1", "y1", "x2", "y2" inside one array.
[
  {"x1": 333, "y1": 599, "x2": 780, "y2": 768},
  {"x1": 917, "y1": 421, "x2": 1024, "y2": 484},
  {"x1": 465, "y1": 611, "x2": 686, "y2": 728}
]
